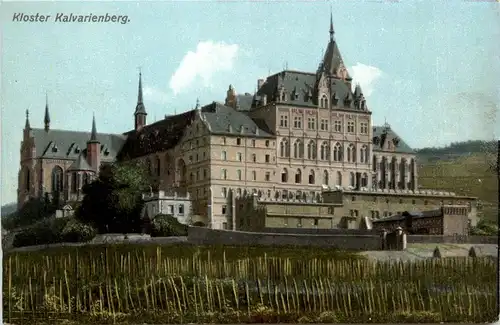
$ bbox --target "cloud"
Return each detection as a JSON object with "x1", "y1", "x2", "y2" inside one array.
[
  {"x1": 350, "y1": 63, "x2": 383, "y2": 96},
  {"x1": 143, "y1": 86, "x2": 170, "y2": 104},
  {"x1": 169, "y1": 41, "x2": 239, "y2": 95}
]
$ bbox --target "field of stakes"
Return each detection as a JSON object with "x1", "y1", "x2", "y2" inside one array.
[{"x1": 3, "y1": 244, "x2": 498, "y2": 324}]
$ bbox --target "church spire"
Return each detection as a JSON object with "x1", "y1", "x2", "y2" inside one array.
[
  {"x1": 90, "y1": 113, "x2": 98, "y2": 142},
  {"x1": 134, "y1": 70, "x2": 147, "y2": 131},
  {"x1": 25, "y1": 109, "x2": 31, "y2": 130},
  {"x1": 44, "y1": 92, "x2": 50, "y2": 131},
  {"x1": 329, "y1": 8, "x2": 334, "y2": 41}
]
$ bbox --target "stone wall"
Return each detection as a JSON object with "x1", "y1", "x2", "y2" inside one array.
[
  {"x1": 261, "y1": 227, "x2": 374, "y2": 235},
  {"x1": 187, "y1": 226, "x2": 382, "y2": 250},
  {"x1": 407, "y1": 235, "x2": 498, "y2": 245}
]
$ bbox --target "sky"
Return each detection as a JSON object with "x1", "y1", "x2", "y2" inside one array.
[{"x1": 1, "y1": 1, "x2": 499, "y2": 205}]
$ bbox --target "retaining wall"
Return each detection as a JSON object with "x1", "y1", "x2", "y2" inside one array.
[
  {"x1": 261, "y1": 227, "x2": 375, "y2": 235},
  {"x1": 407, "y1": 235, "x2": 498, "y2": 245},
  {"x1": 187, "y1": 227, "x2": 383, "y2": 250}
]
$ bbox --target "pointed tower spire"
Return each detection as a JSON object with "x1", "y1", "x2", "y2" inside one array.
[
  {"x1": 134, "y1": 69, "x2": 147, "y2": 131},
  {"x1": 25, "y1": 109, "x2": 31, "y2": 130},
  {"x1": 329, "y1": 7, "x2": 334, "y2": 41},
  {"x1": 44, "y1": 92, "x2": 50, "y2": 131},
  {"x1": 90, "y1": 113, "x2": 98, "y2": 142}
]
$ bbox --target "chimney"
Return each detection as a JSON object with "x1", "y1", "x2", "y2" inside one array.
[{"x1": 257, "y1": 79, "x2": 265, "y2": 90}]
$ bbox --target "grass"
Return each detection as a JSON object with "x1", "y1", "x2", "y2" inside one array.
[
  {"x1": 418, "y1": 152, "x2": 498, "y2": 221},
  {"x1": 3, "y1": 244, "x2": 498, "y2": 324}
]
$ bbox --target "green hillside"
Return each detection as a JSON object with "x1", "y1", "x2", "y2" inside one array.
[{"x1": 417, "y1": 141, "x2": 498, "y2": 221}]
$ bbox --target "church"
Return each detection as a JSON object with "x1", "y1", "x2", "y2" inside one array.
[{"x1": 18, "y1": 16, "x2": 463, "y2": 230}]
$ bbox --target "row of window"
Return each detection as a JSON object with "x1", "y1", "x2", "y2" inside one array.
[
  {"x1": 221, "y1": 151, "x2": 272, "y2": 163},
  {"x1": 221, "y1": 137, "x2": 272, "y2": 147},
  {"x1": 220, "y1": 169, "x2": 271, "y2": 181},
  {"x1": 280, "y1": 116, "x2": 368, "y2": 134},
  {"x1": 279, "y1": 169, "x2": 369, "y2": 187},
  {"x1": 279, "y1": 140, "x2": 369, "y2": 163}
]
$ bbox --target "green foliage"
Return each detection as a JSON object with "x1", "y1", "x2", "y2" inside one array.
[
  {"x1": 76, "y1": 161, "x2": 150, "y2": 234},
  {"x1": 470, "y1": 218, "x2": 498, "y2": 236},
  {"x1": 150, "y1": 214, "x2": 188, "y2": 237},
  {"x1": 12, "y1": 217, "x2": 69, "y2": 248},
  {"x1": 61, "y1": 218, "x2": 97, "y2": 243},
  {"x1": 2, "y1": 198, "x2": 56, "y2": 230}
]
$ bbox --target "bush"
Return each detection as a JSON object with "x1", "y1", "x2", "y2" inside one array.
[
  {"x1": 61, "y1": 218, "x2": 97, "y2": 243},
  {"x1": 150, "y1": 214, "x2": 188, "y2": 237},
  {"x1": 12, "y1": 217, "x2": 69, "y2": 248}
]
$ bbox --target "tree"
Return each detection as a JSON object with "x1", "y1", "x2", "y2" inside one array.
[
  {"x1": 76, "y1": 161, "x2": 150, "y2": 234},
  {"x1": 2, "y1": 198, "x2": 56, "y2": 230}
]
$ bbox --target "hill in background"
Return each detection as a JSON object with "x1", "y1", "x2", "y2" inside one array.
[{"x1": 416, "y1": 140, "x2": 497, "y2": 221}]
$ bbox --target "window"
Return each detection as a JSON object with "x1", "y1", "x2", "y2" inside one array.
[
  {"x1": 349, "y1": 172, "x2": 355, "y2": 187},
  {"x1": 320, "y1": 94, "x2": 328, "y2": 108},
  {"x1": 293, "y1": 116, "x2": 302, "y2": 128},
  {"x1": 347, "y1": 144, "x2": 356, "y2": 162},
  {"x1": 295, "y1": 169, "x2": 302, "y2": 184},
  {"x1": 222, "y1": 205, "x2": 227, "y2": 214},
  {"x1": 252, "y1": 154, "x2": 256, "y2": 162},
  {"x1": 178, "y1": 204, "x2": 184, "y2": 215},
  {"x1": 204, "y1": 169, "x2": 207, "y2": 178},
  {"x1": 265, "y1": 172, "x2": 270, "y2": 181},
  {"x1": 222, "y1": 187, "x2": 227, "y2": 197},
  {"x1": 222, "y1": 137, "x2": 226, "y2": 145},
  {"x1": 334, "y1": 120, "x2": 342, "y2": 132},
  {"x1": 320, "y1": 119, "x2": 329, "y2": 131},
  {"x1": 307, "y1": 140, "x2": 317, "y2": 159},
  {"x1": 51, "y1": 166, "x2": 64, "y2": 192},
  {"x1": 252, "y1": 139, "x2": 256, "y2": 147},
  {"x1": 280, "y1": 115, "x2": 288, "y2": 128},
  {"x1": 237, "y1": 188, "x2": 242, "y2": 197},
  {"x1": 237, "y1": 169, "x2": 242, "y2": 180},
  {"x1": 293, "y1": 139, "x2": 304, "y2": 158},
  {"x1": 360, "y1": 122, "x2": 368, "y2": 134},
  {"x1": 281, "y1": 168, "x2": 288, "y2": 182},
  {"x1": 221, "y1": 169, "x2": 227, "y2": 180},
  {"x1": 237, "y1": 152, "x2": 242, "y2": 161},
  {"x1": 336, "y1": 171, "x2": 342, "y2": 186},
  {"x1": 347, "y1": 121, "x2": 355, "y2": 133},
  {"x1": 307, "y1": 117, "x2": 316, "y2": 130},
  {"x1": 168, "y1": 205, "x2": 174, "y2": 214},
  {"x1": 297, "y1": 218, "x2": 303, "y2": 228},
  {"x1": 333, "y1": 143, "x2": 343, "y2": 161},
  {"x1": 360, "y1": 145, "x2": 368, "y2": 163},
  {"x1": 320, "y1": 141, "x2": 330, "y2": 160},
  {"x1": 424, "y1": 200, "x2": 428, "y2": 205},
  {"x1": 323, "y1": 170, "x2": 329, "y2": 185},
  {"x1": 236, "y1": 138, "x2": 241, "y2": 145},
  {"x1": 361, "y1": 173, "x2": 368, "y2": 187},
  {"x1": 412, "y1": 199, "x2": 416, "y2": 205},
  {"x1": 265, "y1": 140, "x2": 270, "y2": 147},
  {"x1": 265, "y1": 154, "x2": 270, "y2": 163},
  {"x1": 221, "y1": 151, "x2": 227, "y2": 160},
  {"x1": 313, "y1": 218, "x2": 319, "y2": 226},
  {"x1": 252, "y1": 171, "x2": 257, "y2": 181},
  {"x1": 280, "y1": 139, "x2": 290, "y2": 157},
  {"x1": 223, "y1": 222, "x2": 228, "y2": 230},
  {"x1": 308, "y1": 170, "x2": 315, "y2": 184}
]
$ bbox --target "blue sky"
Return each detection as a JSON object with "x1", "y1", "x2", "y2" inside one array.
[{"x1": 1, "y1": 1, "x2": 499, "y2": 205}]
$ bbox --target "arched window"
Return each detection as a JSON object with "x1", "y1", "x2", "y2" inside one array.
[
  {"x1": 372, "y1": 155, "x2": 378, "y2": 172},
  {"x1": 51, "y1": 166, "x2": 64, "y2": 193},
  {"x1": 23, "y1": 167, "x2": 30, "y2": 191},
  {"x1": 349, "y1": 172, "x2": 355, "y2": 187},
  {"x1": 293, "y1": 139, "x2": 304, "y2": 158},
  {"x1": 307, "y1": 140, "x2": 317, "y2": 159},
  {"x1": 361, "y1": 173, "x2": 368, "y2": 187},
  {"x1": 323, "y1": 170, "x2": 329, "y2": 185},
  {"x1": 308, "y1": 169, "x2": 315, "y2": 184},
  {"x1": 281, "y1": 168, "x2": 288, "y2": 182},
  {"x1": 237, "y1": 169, "x2": 242, "y2": 180},
  {"x1": 71, "y1": 172, "x2": 78, "y2": 193},
  {"x1": 320, "y1": 95, "x2": 328, "y2": 108},
  {"x1": 221, "y1": 169, "x2": 227, "y2": 180},
  {"x1": 295, "y1": 169, "x2": 302, "y2": 184},
  {"x1": 156, "y1": 156, "x2": 161, "y2": 176},
  {"x1": 82, "y1": 173, "x2": 90, "y2": 186},
  {"x1": 360, "y1": 145, "x2": 368, "y2": 163},
  {"x1": 280, "y1": 139, "x2": 290, "y2": 157},
  {"x1": 221, "y1": 151, "x2": 227, "y2": 160},
  {"x1": 347, "y1": 144, "x2": 356, "y2": 163},
  {"x1": 336, "y1": 171, "x2": 342, "y2": 186},
  {"x1": 333, "y1": 143, "x2": 343, "y2": 161},
  {"x1": 320, "y1": 141, "x2": 330, "y2": 160}
]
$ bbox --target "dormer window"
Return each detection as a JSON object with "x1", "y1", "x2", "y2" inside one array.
[
  {"x1": 100, "y1": 144, "x2": 105, "y2": 152},
  {"x1": 104, "y1": 148, "x2": 110, "y2": 156},
  {"x1": 332, "y1": 93, "x2": 339, "y2": 106},
  {"x1": 320, "y1": 95, "x2": 328, "y2": 108},
  {"x1": 74, "y1": 147, "x2": 80, "y2": 153},
  {"x1": 52, "y1": 145, "x2": 58, "y2": 152},
  {"x1": 373, "y1": 137, "x2": 380, "y2": 145}
]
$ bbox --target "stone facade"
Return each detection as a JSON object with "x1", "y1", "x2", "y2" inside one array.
[
  {"x1": 16, "y1": 16, "x2": 465, "y2": 231},
  {"x1": 141, "y1": 190, "x2": 194, "y2": 225}
]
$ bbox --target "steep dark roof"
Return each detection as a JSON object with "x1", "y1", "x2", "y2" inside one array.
[
  {"x1": 372, "y1": 209, "x2": 443, "y2": 223},
  {"x1": 201, "y1": 102, "x2": 274, "y2": 138},
  {"x1": 235, "y1": 94, "x2": 254, "y2": 111},
  {"x1": 31, "y1": 128, "x2": 126, "y2": 162},
  {"x1": 372, "y1": 125, "x2": 414, "y2": 154},
  {"x1": 67, "y1": 153, "x2": 94, "y2": 172},
  {"x1": 119, "y1": 109, "x2": 197, "y2": 159}
]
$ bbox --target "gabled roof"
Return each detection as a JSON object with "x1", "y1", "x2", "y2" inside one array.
[
  {"x1": 67, "y1": 153, "x2": 94, "y2": 172},
  {"x1": 372, "y1": 125, "x2": 414, "y2": 154},
  {"x1": 31, "y1": 128, "x2": 127, "y2": 161}
]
